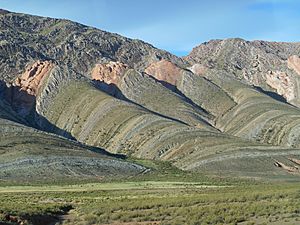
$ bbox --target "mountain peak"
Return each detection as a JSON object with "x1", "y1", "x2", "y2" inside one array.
[{"x1": 0, "y1": 9, "x2": 10, "y2": 15}]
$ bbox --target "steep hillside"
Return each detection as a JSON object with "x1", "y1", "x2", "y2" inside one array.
[
  {"x1": 0, "y1": 10, "x2": 186, "y2": 83},
  {"x1": 144, "y1": 60, "x2": 236, "y2": 119}
]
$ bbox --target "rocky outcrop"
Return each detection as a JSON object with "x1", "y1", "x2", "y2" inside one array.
[
  {"x1": 176, "y1": 70, "x2": 237, "y2": 119},
  {"x1": 274, "y1": 161, "x2": 299, "y2": 173},
  {"x1": 3, "y1": 61, "x2": 53, "y2": 117},
  {"x1": 145, "y1": 59, "x2": 183, "y2": 86},
  {"x1": 91, "y1": 61, "x2": 129, "y2": 85},
  {"x1": 288, "y1": 158, "x2": 300, "y2": 165},
  {"x1": 119, "y1": 69, "x2": 214, "y2": 129},
  {"x1": 265, "y1": 70, "x2": 295, "y2": 101},
  {"x1": 288, "y1": 55, "x2": 300, "y2": 75},
  {"x1": 14, "y1": 60, "x2": 53, "y2": 96}
]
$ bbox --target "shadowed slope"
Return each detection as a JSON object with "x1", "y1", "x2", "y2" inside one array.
[
  {"x1": 143, "y1": 60, "x2": 236, "y2": 119},
  {"x1": 0, "y1": 117, "x2": 146, "y2": 182},
  {"x1": 0, "y1": 72, "x2": 146, "y2": 182}
]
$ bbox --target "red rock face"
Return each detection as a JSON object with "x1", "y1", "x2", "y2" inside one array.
[
  {"x1": 144, "y1": 59, "x2": 183, "y2": 86},
  {"x1": 4, "y1": 60, "x2": 53, "y2": 116},
  {"x1": 288, "y1": 55, "x2": 300, "y2": 76},
  {"x1": 14, "y1": 60, "x2": 54, "y2": 96},
  {"x1": 91, "y1": 62, "x2": 129, "y2": 86}
]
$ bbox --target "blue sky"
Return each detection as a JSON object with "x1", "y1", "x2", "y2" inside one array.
[{"x1": 1, "y1": 0, "x2": 300, "y2": 56}]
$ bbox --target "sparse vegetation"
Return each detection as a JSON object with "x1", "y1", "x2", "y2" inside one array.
[{"x1": 0, "y1": 181, "x2": 299, "y2": 225}]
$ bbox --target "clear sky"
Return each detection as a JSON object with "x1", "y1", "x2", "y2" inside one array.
[{"x1": 1, "y1": 0, "x2": 300, "y2": 56}]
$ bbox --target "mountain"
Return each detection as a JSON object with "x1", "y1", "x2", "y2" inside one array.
[
  {"x1": 185, "y1": 38, "x2": 300, "y2": 106},
  {"x1": 1, "y1": 9, "x2": 300, "y2": 181}
]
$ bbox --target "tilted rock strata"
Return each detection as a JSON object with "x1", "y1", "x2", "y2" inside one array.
[
  {"x1": 35, "y1": 80, "x2": 300, "y2": 178},
  {"x1": 0, "y1": 117, "x2": 146, "y2": 181},
  {"x1": 144, "y1": 59, "x2": 236, "y2": 119},
  {"x1": 1, "y1": 10, "x2": 300, "y2": 179},
  {"x1": 90, "y1": 60, "x2": 214, "y2": 129},
  {"x1": 119, "y1": 69, "x2": 214, "y2": 129},
  {"x1": 199, "y1": 70, "x2": 300, "y2": 148}
]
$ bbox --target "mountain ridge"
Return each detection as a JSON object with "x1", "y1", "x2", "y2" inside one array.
[{"x1": 1, "y1": 9, "x2": 300, "y2": 181}]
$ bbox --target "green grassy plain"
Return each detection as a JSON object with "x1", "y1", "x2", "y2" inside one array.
[{"x1": 0, "y1": 162, "x2": 299, "y2": 225}]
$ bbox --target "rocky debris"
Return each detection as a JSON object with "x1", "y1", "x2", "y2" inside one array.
[
  {"x1": 91, "y1": 61, "x2": 129, "y2": 85},
  {"x1": 274, "y1": 161, "x2": 299, "y2": 173},
  {"x1": 287, "y1": 55, "x2": 300, "y2": 75},
  {"x1": 3, "y1": 214, "x2": 26, "y2": 225},
  {"x1": 265, "y1": 70, "x2": 295, "y2": 101},
  {"x1": 144, "y1": 59, "x2": 183, "y2": 86}
]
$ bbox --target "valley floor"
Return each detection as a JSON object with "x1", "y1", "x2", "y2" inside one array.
[{"x1": 0, "y1": 179, "x2": 299, "y2": 225}]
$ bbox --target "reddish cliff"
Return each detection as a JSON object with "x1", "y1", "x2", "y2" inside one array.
[
  {"x1": 5, "y1": 61, "x2": 53, "y2": 116},
  {"x1": 91, "y1": 61, "x2": 129, "y2": 86},
  {"x1": 144, "y1": 59, "x2": 183, "y2": 86}
]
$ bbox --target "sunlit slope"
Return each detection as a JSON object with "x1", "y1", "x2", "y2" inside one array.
[
  {"x1": 199, "y1": 70, "x2": 300, "y2": 148},
  {"x1": 118, "y1": 69, "x2": 215, "y2": 130},
  {"x1": 176, "y1": 70, "x2": 236, "y2": 119}
]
